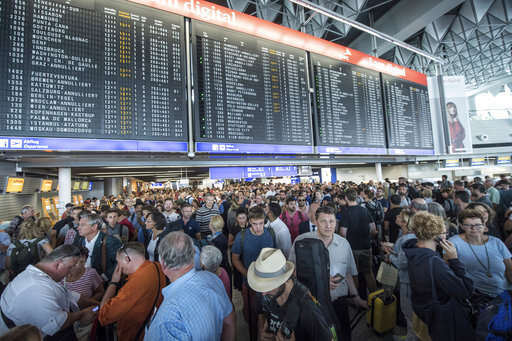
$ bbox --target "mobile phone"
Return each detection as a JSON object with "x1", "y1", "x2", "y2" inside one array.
[
  {"x1": 434, "y1": 236, "x2": 443, "y2": 245},
  {"x1": 332, "y1": 273, "x2": 344, "y2": 284},
  {"x1": 92, "y1": 306, "x2": 99, "y2": 312}
]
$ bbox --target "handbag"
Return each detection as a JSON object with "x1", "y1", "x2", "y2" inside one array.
[
  {"x1": 422, "y1": 257, "x2": 473, "y2": 340},
  {"x1": 376, "y1": 262, "x2": 398, "y2": 287}
]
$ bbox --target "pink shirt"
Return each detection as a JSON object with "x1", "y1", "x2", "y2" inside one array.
[{"x1": 219, "y1": 267, "x2": 231, "y2": 299}]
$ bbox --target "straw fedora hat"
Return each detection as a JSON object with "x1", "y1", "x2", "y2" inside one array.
[{"x1": 247, "y1": 248, "x2": 295, "y2": 293}]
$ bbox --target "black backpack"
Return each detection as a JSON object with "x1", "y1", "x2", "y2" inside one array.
[
  {"x1": 10, "y1": 236, "x2": 45, "y2": 276},
  {"x1": 366, "y1": 200, "x2": 384, "y2": 225}
]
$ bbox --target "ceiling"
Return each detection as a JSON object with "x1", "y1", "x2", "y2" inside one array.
[{"x1": 207, "y1": 0, "x2": 512, "y2": 92}]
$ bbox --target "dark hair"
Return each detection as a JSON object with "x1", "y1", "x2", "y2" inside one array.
[
  {"x1": 454, "y1": 180, "x2": 464, "y2": 187},
  {"x1": 148, "y1": 212, "x2": 167, "y2": 230},
  {"x1": 390, "y1": 194, "x2": 401, "y2": 205},
  {"x1": 268, "y1": 203, "x2": 282, "y2": 219},
  {"x1": 315, "y1": 205, "x2": 335, "y2": 221},
  {"x1": 100, "y1": 205, "x2": 110, "y2": 213},
  {"x1": 363, "y1": 189, "x2": 375, "y2": 199},
  {"x1": 120, "y1": 209, "x2": 131, "y2": 218},
  {"x1": 248, "y1": 206, "x2": 266, "y2": 221},
  {"x1": 345, "y1": 189, "x2": 358, "y2": 202},
  {"x1": 471, "y1": 183, "x2": 486, "y2": 194},
  {"x1": 236, "y1": 207, "x2": 248, "y2": 217},
  {"x1": 285, "y1": 196, "x2": 297, "y2": 204},
  {"x1": 454, "y1": 190, "x2": 470, "y2": 204},
  {"x1": 106, "y1": 208, "x2": 120, "y2": 216}
]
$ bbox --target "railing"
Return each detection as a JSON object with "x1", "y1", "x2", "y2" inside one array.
[{"x1": 467, "y1": 109, "x2": 512, "y2": 120}]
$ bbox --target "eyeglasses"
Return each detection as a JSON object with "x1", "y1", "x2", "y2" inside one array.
[
  {"x1": 462, "y1": 223, "x2": 485, "y2": 230},
  {"x1": 297, "y1": 199, "x2": 305, "y2": 202},
  {"x1": 118, "y1": 244, "x2": 131, "y2": 262}
]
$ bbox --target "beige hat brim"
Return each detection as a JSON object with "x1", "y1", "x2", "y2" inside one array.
[{"x1": 247, "y1": 260, "x2": 294, "y2": 293}]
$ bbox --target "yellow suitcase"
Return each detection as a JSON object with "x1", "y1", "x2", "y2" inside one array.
[{"x1": 366, "y1": 289, "x2": 397, "y2": 334}]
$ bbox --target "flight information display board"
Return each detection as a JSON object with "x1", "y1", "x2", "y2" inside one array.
[
  {"x1": 382, "y1": 74, "x2": 434, "y2": 155},
  {"x1": 311, "y1": 54, "x2": 386, "y2": 154},
  {"x1": 0, "y1": 0, "x2": 187, "y2": 151},
  {"x1": 192, "y1": 21, "x2": 313, "y2": 154}
]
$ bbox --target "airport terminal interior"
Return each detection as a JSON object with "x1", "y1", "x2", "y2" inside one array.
[{"x1": 0, "y1": 0, "x2": 511, "y2": 340}]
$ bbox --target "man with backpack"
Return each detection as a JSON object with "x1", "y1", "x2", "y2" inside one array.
[
  {"x1": 280, "y1": 197, "x2": 307, "y2": 243},
  {"x1": 248, "y1": 248, "x2": 338, "y2": 341},
  {"x1": 232, "y1": 206, "x2": 277, "y2": 341},
  {"x1": 290, "y1": 205, "x2": 366, "y2": 341},
  {"x1": 7, "y1": 205, "x2": 36, "y2": 241}
]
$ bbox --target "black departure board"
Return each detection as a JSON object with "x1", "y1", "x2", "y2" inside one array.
[
  {"x1": 382, "y1": 74, "x2": 434, "y2": 154},
  {"x1": 192, "y1": 21, "x2": 313, "y2": 150},
  {"x1": 311, "y1": 54, "x2": 386, "y2": 153},
  {"x1": 0, "y1": 0, "x2": 187, "y2": 142}
]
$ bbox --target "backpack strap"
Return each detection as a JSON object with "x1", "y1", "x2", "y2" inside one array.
[
  {"x1": 240, "y1": 228, "x2": 247, "y2": 264},
  {"x1": 101, "y1": 234, "x2": 108, "y2": 275},
  {"x1": 267, "y1": 227, "x2": 277, "y2": 248},
  {"x1": 281, "y1": 282, "x2": 309, "y2": 336},
  {"x1": 134, "y1": 262, "x2": 161, "y2": 340}
]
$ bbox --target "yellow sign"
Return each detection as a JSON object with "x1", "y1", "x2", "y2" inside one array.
[
  {"x1": 6, "y1": 177, "x2": 24, "y2": 193},
  {"x1": 40, "y1": 179, "x2": 53, "y2": 192}
]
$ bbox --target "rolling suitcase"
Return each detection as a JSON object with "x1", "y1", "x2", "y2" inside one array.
[{"x1": 366, "y1": 289, "x2": 397, "y2": 334}]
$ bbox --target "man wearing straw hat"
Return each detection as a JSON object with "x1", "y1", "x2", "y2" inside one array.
[{"x1": 248, "y1": 248, "x2": 338, "y2": 341}]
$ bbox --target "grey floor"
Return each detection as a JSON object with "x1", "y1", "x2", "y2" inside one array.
[{"x1": 232, "y1": 289, "x2": 406, "y2": 340}]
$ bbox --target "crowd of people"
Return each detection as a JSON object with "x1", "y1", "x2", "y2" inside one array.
[{"x1": 0, "y1": 173, "x2": 511, "y2": 340}]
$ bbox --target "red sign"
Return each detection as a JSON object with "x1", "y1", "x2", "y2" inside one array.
[{"x1": 129, "y1": 0, "x2": 427, "y2": 85}]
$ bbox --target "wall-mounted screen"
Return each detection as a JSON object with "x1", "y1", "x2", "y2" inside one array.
[
  {"x1": 382, "y1": 74, "x2": 434, "y2": 155},
  {"x1": 311, "y1": 53, "x2": 386, "y2": 154},
  {"x1": 0, "y1": 0, "x2": 187, "y2": 152},
  {"x1": 192, "y1": 21, "x2": 313, "y2": 154}
]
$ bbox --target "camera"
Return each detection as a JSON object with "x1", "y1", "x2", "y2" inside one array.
[{"x1": 187, "y1": 152, "x2": 195, "y2": 159}]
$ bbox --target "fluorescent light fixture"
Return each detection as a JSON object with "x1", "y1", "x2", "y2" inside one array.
[{"x1": 290, "y1": 0, "x2": 446, "y2": 64}]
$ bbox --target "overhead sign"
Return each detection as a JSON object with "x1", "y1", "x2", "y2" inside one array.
[
  {"x1": 210, "y1": 166, "x2": 297, "y2": 179},
  {"x1": 444, "y1": 159, "x2": 460, "y2": 168},
  {"x1": 471, "y1": 157, "x2": 486, "y2": 167},
  {"x1": 496, "y1": 156, "x2": 511, "y2": 165}
]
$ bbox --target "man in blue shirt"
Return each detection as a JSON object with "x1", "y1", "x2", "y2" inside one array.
[
  {"x1": 232, "y1": 206, "x2": 276, "y2": 341},
  {"x1": 170, "y1": 204, "x2": 200, "y2": 240},
  {"x1": 145, "y1": 232, "x2": 235, "y2": 341}
]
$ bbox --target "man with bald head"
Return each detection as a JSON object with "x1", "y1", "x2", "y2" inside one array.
[
  {"x1": 298, "y1": 203, "x2": 320, "y2": 235},
  {"x1": 409, "y1": 198, "x2": 428, "y2": 212}
]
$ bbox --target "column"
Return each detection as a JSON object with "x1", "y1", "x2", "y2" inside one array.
[
  {"x1": 104, "y1": 177, "x2": 123, "y2": 197},
  {"x1": 375, "y1": 162, "x2": 383, "y2": 182},
  {"x1": 58, "y1": 168, "x2": 71, "y2": 216}
]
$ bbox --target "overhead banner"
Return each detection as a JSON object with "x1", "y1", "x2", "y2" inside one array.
[{"x1": 442, "y1": 76, "x2": 472, "y2": 154}]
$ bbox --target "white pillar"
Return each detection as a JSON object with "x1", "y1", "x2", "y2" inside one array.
[
  {"x1": 104, "y1": 178, "x2": 123, "y2": 197},
  {"x1": 58, "y1": 168, "x2": 71, "y2": 215},
  {"x1": 375, "y1": 162, "x2": 383, "y2": 182}
]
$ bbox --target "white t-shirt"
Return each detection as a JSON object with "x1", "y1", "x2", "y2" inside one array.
[{"x1": 147, "y1": 237, "x2": 159, "y2": 262}]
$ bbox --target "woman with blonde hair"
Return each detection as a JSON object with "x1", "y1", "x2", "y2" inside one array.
[
  {"x1": 404, "y1": 212, "x2": 474, "y2": 341},
  {"x1": 6, "y1": 219, "x2": 53, "y2": 275}
]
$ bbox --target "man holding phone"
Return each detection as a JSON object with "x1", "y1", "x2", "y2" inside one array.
[{"x1": 289, "y1": 206, "x2": 366, "y2": 341}]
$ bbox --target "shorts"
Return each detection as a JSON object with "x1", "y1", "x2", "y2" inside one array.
[{"x1": 352, "y1": 248, "x2": 373, "y2": 275}]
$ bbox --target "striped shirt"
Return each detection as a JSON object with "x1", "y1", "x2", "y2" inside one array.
[
  {"x1": 63, "y1": 268, "x2": 103, "y2": 298},
  {"x1": 195, "y1": 206, "x2": 220, "y2": 237}
]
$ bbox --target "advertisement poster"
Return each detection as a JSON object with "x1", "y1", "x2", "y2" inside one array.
[{"x1": 443, "y1": 76, "x2": 473, "y2": 153}]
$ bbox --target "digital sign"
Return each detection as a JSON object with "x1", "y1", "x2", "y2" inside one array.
[
  {"x1": 496, "y1": 156, "x2": 511, "y2": 165},
  {"x1": 73, "y1": 181, "x2": 81, "y2": 190},
  {"x1": 5, "y1": 177, "x2": 25, "y2": 193},
  {"x1": 0, "y1": 0, "x2": 188, "y2": 152},
  {"x1": 470, "y1": 157, "x2": 485, "y2": 167},
  {"x1": 382, "y1": 74, "x2": 434, "y2": 155},
  {"x1": 210, "y1": 166, "x2": 297, "y2": 179},
  {"x1": 444, "y1": 159, "x2": 460, "y2": 168},
  {"x1": 40, "y1": 179, "x2": 53, "y2": 192},
  {"x1": 192, "y1": 21, "x2": 313, "y2": 154},
  {"x1": 311, "y1": 54, "x2": 386, "y2": 154}
]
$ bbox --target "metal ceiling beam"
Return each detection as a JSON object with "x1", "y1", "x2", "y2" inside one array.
[
  {"x1": 348, "y1": 0, "x2": 465, "y2": 58},
  {"x1": 290, "y1": 0, "x2": 446, "y2": 63}
]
